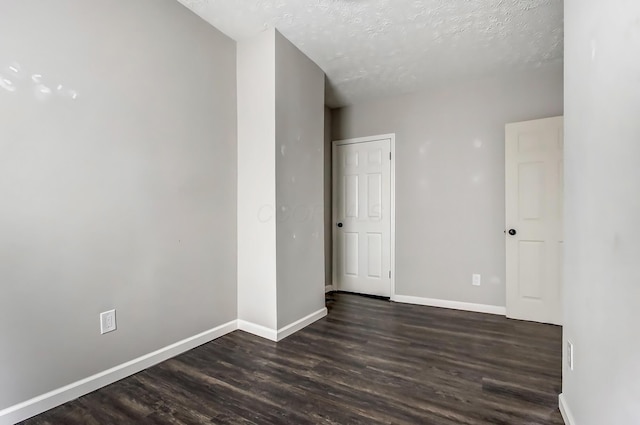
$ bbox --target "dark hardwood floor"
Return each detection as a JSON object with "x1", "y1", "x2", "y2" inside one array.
[{"x1": 21, "y1": 293, "x2": 563, "y2": 424}]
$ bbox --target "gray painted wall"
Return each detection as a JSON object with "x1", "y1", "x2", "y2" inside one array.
[
  {"x1": 236, "y1": 30, "x2": 278, "y2": 329},
  {"x1": 562, "y1": 0, "x2": 640, "y2": 423},
  {"x1": 275, "y1": 31, "x2": 326, "y2": 328},
  {"x1": 0, "y1": 0, "x2": 237, "y2": 410},
  {"x1": 332, "y1": 63, "x2": 563, "y2": 307},
  {"x1": 324, "y1": 106, "x2": 333, "y2": 288}
]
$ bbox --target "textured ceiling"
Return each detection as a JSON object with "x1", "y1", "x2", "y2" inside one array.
[{"x1": 177, "y1": 0, "x2": 563, "y2": 108}]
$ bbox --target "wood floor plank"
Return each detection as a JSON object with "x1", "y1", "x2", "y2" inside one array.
[{"x1": 20, "y1": 293, "x2": 563, "y2": 424}]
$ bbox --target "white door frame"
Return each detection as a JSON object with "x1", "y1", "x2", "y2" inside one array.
[{"x1": 331, "y1": 133, "x2": 396, "y2": 298}]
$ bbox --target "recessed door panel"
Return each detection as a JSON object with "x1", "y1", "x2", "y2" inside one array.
[
  {"x1": 346, "y1": 151, "x2": 359, "y2": 167},
  {"x1": 518, "y1": 133, "x2": 542, "y2": 154},
  {"x1": 344, "y1": 233, "x2": 359, "y2": 276},
  {"x1": 367, "y1": 233, "x2": 383, "y2": 278},
  {"x1": 518, "y1": 162, "x2": 544, "y2": 220},
  {"x1": 518, "y1": 241, "x2": 545, "y2": 300},
  {"x1": 368, "y1": 149, "x2": 382, "y2": 166},
  {"x1": 345, "y1": 175, "x2": 359, "y2": 218},
  {"x1": 367, "y1": 173, "x2": 382, "y2": 219}
]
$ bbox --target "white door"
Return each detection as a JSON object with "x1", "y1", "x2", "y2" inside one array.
[
  {"x1": 505, "y1": 116, "x2": 563, "y2": 325},
  {"x1": 333, "y1": 137, "x2": 392, "y2": 297}
]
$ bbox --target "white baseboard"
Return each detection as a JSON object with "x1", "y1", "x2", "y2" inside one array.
[
  {"x1": 238, "y1": 307, "x2": 328, "y2": 342},
  {"x1": 3, "y1": 307, "x2": 329, "y2": 425},
  {"x1": 391, "y1": 295, "x2": 506, "y2": 316},
  {"x1": 559, "y1": 393, "x2": 576, "y2": 425},
  {"x1": 237, "y1": 320, "x2": 278, "y2": 341},
  {"x1": 325, "y1": 284, "x2": 334, "y2": 293},
  {"x1": 277, "y1": 308, "x2": 327, "y2": 341},
  {"x1": 0, "y1": 320, "x2": 238, "y2": 425}
]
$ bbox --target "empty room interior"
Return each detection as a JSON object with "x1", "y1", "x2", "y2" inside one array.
[{"x1": 1, "y1": 1, "x2": 639, "y2": 424}]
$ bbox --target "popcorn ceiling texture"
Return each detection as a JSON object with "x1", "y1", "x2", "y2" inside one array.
[{"x1": 177, "y1": 0, "x2": 563, "y2": 107}]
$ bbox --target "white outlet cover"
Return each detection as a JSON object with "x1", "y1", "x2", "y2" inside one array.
[
  {"x1": 472, "y1": 274, "x2": 481, "y2": 286},
  {"x1": 567, "y1": 341, "x2": 574, "y2": 370},
  {"x1": 100, "y1": 309, "x2": 117, "y2": 335}
]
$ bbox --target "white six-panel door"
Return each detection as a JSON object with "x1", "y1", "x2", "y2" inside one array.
[
  {"x1": 505, "y1": 116, "x2": 563, "y2": 325},
  {"x1": 333, "y1": 137, "x2": 392, "y2": 297}
]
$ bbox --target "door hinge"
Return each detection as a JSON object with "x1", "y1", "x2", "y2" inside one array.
[
  {"x1": 389, "y1": 270, "x2": 391, "y2": 278},
  {"x1": 389, "y1": 152, "x2": 392, "y2": 160}
]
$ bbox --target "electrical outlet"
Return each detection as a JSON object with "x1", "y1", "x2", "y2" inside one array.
[
  {"x1": 472, "y1": 274, "x2": 481, "y2": 286},
  {"x1": 567, "y1": 341, "x2": 574, "y2": 371},
  {"x1": 100, "y1": 309, "x2": 117, "y2": 334}
]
